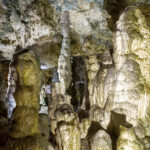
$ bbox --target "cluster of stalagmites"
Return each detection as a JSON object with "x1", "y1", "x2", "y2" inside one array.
[{"x1": 0, "y1": 0, "x2": 150, "y2": 150}]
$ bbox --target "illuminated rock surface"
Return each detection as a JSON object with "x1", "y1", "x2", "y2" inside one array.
[
  {"x1": 90, "y1": 130, "x2": 112, "y2": 150},
  {"x1": 113, "y1": 6, "x2": 150, "y2": 136},
  {"x1": 117, "y1": 125, "x2": 145, "y2": 150},
  {"x1": 0, "y1": 0, "x2": 150, "y2": 150}
]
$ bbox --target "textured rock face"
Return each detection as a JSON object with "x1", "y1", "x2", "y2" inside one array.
[
  {"x1": 69, "y1": 0, "x2": 113, "y2": 55},
  {"x1": 0, "y1": 0, "x2": 57, "y2": 60},
  {"x1": 56, "y1": 120, "x2": 80, "y2": 150},
  {"x1": 90, "y1": 130, "x2": 112, "y2": 150},
  {"x1": 4, "y1": 51, "x2": 49, "y2": 150},
  {"x1": 113, "y1": 6, "x2": 150, "y2": 134},
  {"x1": 0, "y1": 0, "x2": 150, "y2": 150},
  {"x1": 86, "y1": 5, "x2": 150, "y2": 134},
  {"x1": 57, "y1": 11, "x2": 72, "y2": 95},
  {"x1": 49, "y1": 11, "x2": 80, "y2": 150},
  {"x1": 10, "y1": 51, "x2": 43, "y2": 138},
  {"x1": 51, "y1": 0, "x2": 113, "y2": 56},
  {"x1": 117, "y1": 125, "x2": 145, "y2": 150},
  {"x1": 39, "y1": 114, "x2": 50, "y2": 139},
  {"x1": 4, "y1": 51, "x2": 55, "y2": 150},
  {"x1": 80, "y1": 118, "x2": 91, "y2": 139}
]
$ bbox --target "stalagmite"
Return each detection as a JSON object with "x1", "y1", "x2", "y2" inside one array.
[
  {"x1": 49, "y1": 11, "x2": 80, "y2": 150},
  {"x1": 113, "y1": 6, "x2": 150, "y2": 135},
  {"x1": 90, "y1": 130, "x2": 112, "y2": 150},
  {"x1": 117, "y1": 125, "x2": 145, "y2": 150},
  {"x1": 10, "y1": 51, "x2": 43, "y2": 138},
  {"x1": 6, "y1": 51, "x2": 49, "y2": 150}
]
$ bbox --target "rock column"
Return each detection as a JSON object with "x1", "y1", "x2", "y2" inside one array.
[
  {"x1": 49, "y1": 11, "x2": 80, "y2": 150},
  {"x1": 7, "y1": 51, "x2": 45, "y2": 150}
]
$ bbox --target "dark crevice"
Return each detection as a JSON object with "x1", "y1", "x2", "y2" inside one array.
[
  {"x1": 104, "y1": 0, "x2": 150, "y2": 31},
  {"x1": 71, "y1": 56, "x2": 90, "y2": 112},
  {"x1": 107, "y1": 111, "x2": 133, "y2": 150},
  {"x1": 86, "y1": 121, "x2": 104, "y2": 140},
  {"x1": 103, "y1": 0, "x2": 126, "y2": 31},
  {"x1": 77, "y1": 109, "x2": 89, "y2": 122}
]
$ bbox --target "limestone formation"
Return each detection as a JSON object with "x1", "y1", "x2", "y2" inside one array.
[
  {"x1": 80, "y1": 118, "x2": 91, "y2": 139},
  {"x1": 81, "y1": 139, "x2": 90, "y2": 150},
  {"x1": 113, "y1": 6, "x2": 150, "y2": 134},
  {"x1": 49, "y1": 11, "x2": 80, "y2": 150},
  {"x1": 0, "y1": 0, "x2": 150, "y2": 150},
  {"x1": 117, "y1": 125, "x2": 145, "y2": 150},
  {"x1": 10, "y1": 51, "x2": 43, "y2": 138},
  {"x1": 86, "y1": 6, "x2": 150, "y2": 136},
  {"x1": 0, "y1": 0, "x2": 57, "y2": 60},
  {"x1": 39, "y1": 114, "x2": 50, "y2": 140},
  {"x1": 4, "y1": 51, "x2": 49, "y2": 150},
  {"x1": 56, "y1": 120, "x2": 80, "y2": 150},
  {"x1": 90, "y1": 130, "x2": 112, "y2": 150}
]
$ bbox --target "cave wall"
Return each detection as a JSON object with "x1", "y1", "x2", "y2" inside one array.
[{"x1": 0, "y1": 0, "x2": 150, "y2": 150}]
